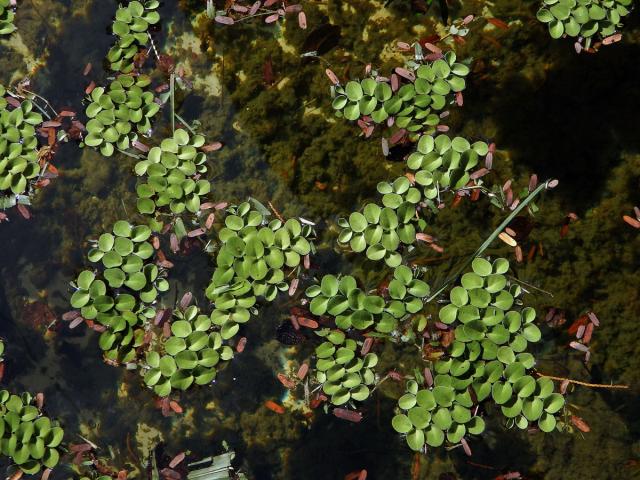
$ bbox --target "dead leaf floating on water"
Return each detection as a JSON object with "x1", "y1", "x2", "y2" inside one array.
[
  {"x1": 333, "y1": 408, "x2": 362, "y2": 422},
  {"x1": 169, "y1": 452, "x2": 186, "y2": 469},
  {"x1": 214, "y1": 15, "x2": 235, "y2": 25}
]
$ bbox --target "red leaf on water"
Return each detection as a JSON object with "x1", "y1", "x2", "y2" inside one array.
[
  {"x1": 201, "y1": 142, "x2": 223, "y2": 152},
  {"x1": 583, "y1": 322, "x2": 594, "y2": 344},
  {"x1": 325, "y1": 68, "x2": 340, "y2": 85},
  {"x1": 285, "y1": 4, "x2": 302, "y2": 13},
  {"x1": 623, "y1": 215, "x2": 640, "y2": 228},
  {"x1": 180, "y1": 292, "x2": 193, "y2": 309},
  {"x1": 62, "y1": 310, "x2": 80, "y2": 321},
  {"x1": 169, "y1": 452, "x2": 186, "y2": 469},
  {"x1": 333, "y1": 408, "x2": 362, "y2": 422},
  {"x1": 36, "y1": 392, "x2": 44, "y2": 410},
  {"x1": 602, "y1": 33, "x2": 622, "y2": 45},
  {"x1": 587, "y1": 311, "x2": 600, "y2": 326},
  {"x1": 85, "y1": 81, "x2": 96, "y2": 94},
  {"x1": 424, "y1": 42, "x2": 442, "y2": 54},
  {"x1": 41, "y1": 469, "x2": 52, "y2": 480},
  {"x1": 298, "y1": 317, "x2": 318, "y2": 329},
  {"x1": 277, "y1": 373, "x2": 296, "y2": 389},
  {"x1": 569, "y1": 341, "x2": 589, "y2": 353},
  {"x1": 205, "y1": 213, "x2": 215, "y2": 230},
  {"x1": 187, "y1": 228, "x2": 206, "y2": 237},
  {"x1": 16, "y1": 204, "x2": 31, "y2": 219},
  {"x1": 396, "y1": 41, "x2": 411, "y2": 51},
  {"x1": 288, "y1": 278, "x2": 299, "y2": 296},
  {"x1": 424, "y1": 367, "x2": 433, "y2": 387},
  {"x1": 455, "y1": 91, "x2": 463, "y2": 106},
  {"x1": 297, "y1": 363, "x2": 309, "y2": 380},
  {"x1": 265, "y1": 13, "x2": 280, "y2": 23},
  {"x1": 215, "y1": 15, "x2": 235, "y2": 25},
  {"x1": 169, "y1": 400, "x2": 183, "y2": 413},
  {"x1": 69, "y1": 317, "x2": 84, "y2": 329},
  {"x1": 389, "y1": 128, "x2": 406, "y2": 145},
  {"x1": 170, "y1": 234, "x2": 179, "y2": 253},
  {"x1": 361, "y1": 337, "x2": 373, "y2": 355},
  {"x1": 249, "y1": 1, "x2": 261, "y2": 15},
  {"x1": 303, "y1": 254, "x2": 310, "y2": 269},
  {"x1": 264, "y1": 0, "x2": 278, "y2": 6},
  {"x1": 133, "y1": 140, "x2": 150, "y2": 153},
  {"x1": 59, "y1": 110, "x2": 76, "y2": 117},
  {"x1": 571, "y1": 415, "x2": 590, "y2": 432},
  {"x1": 232, "y1": 4, "x2": 249, "y2": 12},
  {"x1": 82, "y1": 63, "x2": 92, "y2": 76},
  {"x1": 391, "y1": 73, "x2": 399, "y2": 92},
  {"x1": 236, "y1": 336, "x2": 247, "y2": 353},
  {"x1": 487, "y1": 17, "x2": 509, "y2": 29},
  {"x1": 436, "y1": 125, "x2": 449, "y2": 132},
  {"x1": 462, "y1": 14, "x2": 475, "y2": 25},
  {"x1": 265, "y1": 400, "x2": 285, "y2": 414},
  {"x1": 394, "y1": 67, "x2": 415, "y2": 82}
]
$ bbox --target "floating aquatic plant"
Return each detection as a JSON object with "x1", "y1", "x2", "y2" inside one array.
[
  {"x1": 314, "y1": 328, "x2": 378, "y2": 406},
  {"x1": 83, "y1": 75, "x2": 160, "y2": 157},
  {"x1": 142, "y1": 305, "x2": 234, "y2": 397},
  {"x1": 0, "y1": 391, "x2": 64, "y2": 474},
  {"x1": 205, "y1": 202, "x2": 316, "y2": 340},
  {"x1": 0, "y1": 0, "x2": 16, "y2": 36},
  {"x1": 135, "y1": 128, "x2": 211, "y2": 216},
  {"x1": 108, "y1": 0, "x2": 160, "y2": 73},
  {"x1": 0, "y1": 85, "x2": 43, "y2": 199},
  {"x1": 537, "y1": 0, "x2": 633, "y2": 48},
  {"x1": 70, "y1": 220, "x2": 166, "y2": 363},
  {"x1": 330, "y1": 52, "x2": 469, "y2": 134}
]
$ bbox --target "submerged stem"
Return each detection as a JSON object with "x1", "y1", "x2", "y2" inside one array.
[
  {"x1": 534, "y1": 371, "x2": 630, "y2": 390},
  {"x1": 425, "y1": 180, "x2": 552, "y2": 303},
  {"x1": 170, "y1": 73, "x2": 175, "y2": 134},
  {"x1": 174, "y1": 112, "x2": 196, "y2": 136}
]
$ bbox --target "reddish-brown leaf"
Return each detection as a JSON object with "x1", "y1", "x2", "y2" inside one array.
[
  {"x1": 169, "y1": 401, "x2": 183, "y2": 413},
  {"x1": 395, "y1": 67, "x2": 415, "y2": 82},
  {"x1": 265, "y1": 400, "x2": 285, "y2": 414},
  {"x1": 277, "y1": 373, "x2": 296, "y2": 389},
  {"x1": 487, "y1": 17, "x2": 509, "y2": 29},
  {"x1": 187, "y1": 228, "x2": 206, "y2": 237},
  {"x1": 297, "y1": 363, "x2": 309, "y2": 380},
  {"x1": 333, "y1": 408, "x2": 362, "y2": 422},
  {"x1": 180, "y1": 292, "x2": 193, "y2": 309},
  {"x1": 571, "y1": 415, "x2": 590, "y2": 432},
  {"x1": 16, "y1": 204, "x2": 31, "y2": 220},
  {"x1": 361, "y1": 337, "x2": 373, "y2": 355},
  {"x1": 236, "y1": 336, "x2": 247, "y2": 353},
  {"x1": 298, "y1": 11, "x2": 307, "y2": 29},
  {"x1": 202, "y1": 142, "x2": 223, "y2": 152},
  {"x1": 623, "y1": 215, "x2": 640, "y2": 228},
  {"x1": 298, "y1": 316, "x2": 318, "y2": 329},
  {"x1": 169, "y1": 452, "x2": 186, "y2": 469},
  {"x1": 602, "y1": 33, "x2": 622, "y2": 45},
  {"x1": 583, "y1": 322, "x2": 594, "y2": 344},
  {"x1": 396, "y1": 41, "x2": 411, "y2": 51},
  {"x1": 215, "y1": 15, "x2": 235, "y2": 25},
  {"x1": 249, "y1": 1, "x2": 261, "y2": 15},
  {"x1": 265, "y1": 13, "x2": 280, "y2": 23},
  {"x1": 325, "y1": 68, "x2": 340, "y2": 85},
  {"x1": 85, "y1": 81, "x2": 96, "y2": 94}
]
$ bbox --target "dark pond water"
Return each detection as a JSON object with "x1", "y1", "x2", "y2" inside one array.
[{"x1": 1, "y1": 1, "x2": 639, "y2": 479}]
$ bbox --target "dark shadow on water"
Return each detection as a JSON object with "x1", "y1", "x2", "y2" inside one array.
[{"x1": 480, "y1": 42, "x2": 640, "y2": 211}]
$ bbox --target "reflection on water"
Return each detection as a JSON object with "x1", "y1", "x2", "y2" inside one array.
[{"x1": 0, "y1": 0, "x2": 639, "y2": 479}]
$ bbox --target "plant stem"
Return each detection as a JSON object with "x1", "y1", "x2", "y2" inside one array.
[
  {"x1": 534, "y1": 371, "x2": 629, "y2": 390},
  {"x1": 174, "y1": 112, "x2": 196, "y2": 136},
  {"x1": 170, "y1": 73, "x2": 175, "y2": 134},
  {"x1": 425, "y1": 180, "x2": 551, "y2": 303}
]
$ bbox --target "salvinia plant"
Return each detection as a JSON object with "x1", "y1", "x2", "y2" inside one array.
[{"x1": 0, "y1": 0, "x2": 16, "y2": 36}]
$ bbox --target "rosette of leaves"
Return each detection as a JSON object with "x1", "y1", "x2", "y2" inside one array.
[
  {"x1": 108, "y1": 0, "x2": 160, "y2": 73},
  {"x1": 0, "y1": 391, "x2": 64, "y2": 474},
  {"x1": 0, "y1": 0, "x2": 16, "y2": 36},
  {"x1": 142, "y1": 306, "x2": 234, "y2": 397},
  {"x1": 205, "y1": 202, "x2": 315, "y2": 339},
  {"x1": 537, "y1": 0, "x2": 633, "y2": 46},
  {"x1": 83, "y1": 75, "x2": 160, "y2": 156},
  {"x1": 331, "y1": 52, "x2": 469, "y2": 133},
  {"x1": 314, "y1": 329, "x2": 378, "y2": 405},
  {"x1": 135, "y1": 128, "x2": 210, "y2": 215},
  {"x1": 435, "y1": 257, "x2": 565, "y2": 432},
  {"x1": 391, "y1": 377, "x2": 485, "y2": 450},
  {"x1": 0, "y1": 91, "x2": 43, "y2": 198},
  {"x1": 70, "y1": 221, "x2": 167, "y2": 362},
  {"x1": 406, "y1": 134, "x2": 488, "y2": 199},
  {"x1": 337, "y1": 179, "x2": 426, "y2": 267}
]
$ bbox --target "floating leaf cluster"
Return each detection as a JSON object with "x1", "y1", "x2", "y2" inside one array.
[
  {"x1": 0, "y1": 392, "x2": 64, "y2": 474},
  {"x1": 392, "y1": 377, "x2": 486, "y2": 450},
  {"x1": 108, "y1": 0, "x2": 160, "y2": 73},
  {"x1": 306, "y1": 267, "x2": 429, "y2": 335},
  {"x1": 406, "y1": 134, "x2": 488, "y2": 198},
  {"x1": 143, "y1": 305, "x2": 234, "y2": 397},
  {"x1": 537, "y1": 0, "x2": 633, "y2": 45},
  {"x1": 336, "y1": 133, "x2": 489, "y2": 265},
  {"x1": 314, "y1": 329, "x2": 378, "y2": 405},
  {"x1": 70, "y1": 220, "x2": 166, "y2": 363},
  {"x1": 205, "y1": 202, "x2": 316, "y2": 340},
  {"x1": 84, "y1": 75, "x2": 160, "y2": 157},
  {"x1": 331, "y1": 52, "x2": 469, "y2": 133},
  {"x1": 0, "y1": 0, "x2": 15, "y2": 36},
  {"x1": 0, "y1": 86, "x2": 43, "y2": 198},
  {"x1": 135, "y1": 128, "x2": 210, "y2": 216}
]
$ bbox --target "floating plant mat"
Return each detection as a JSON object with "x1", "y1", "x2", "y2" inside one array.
[{"x1": 0, "y1": 0, "x2": 639, "y2": 479}]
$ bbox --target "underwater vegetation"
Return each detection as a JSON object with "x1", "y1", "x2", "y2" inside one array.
[{"x1": 0, "y1": 0, "x2": 639, "y2": 478}]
